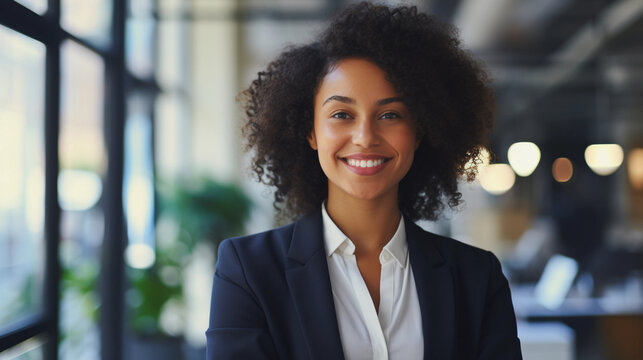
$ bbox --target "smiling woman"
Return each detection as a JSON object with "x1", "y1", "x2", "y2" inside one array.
[
  {"x1": 207, "y1": 2, "x2": 522, "y2": 360},
  {"x1": 308, "y1": 58, "x2": 419, "y2": 206}
]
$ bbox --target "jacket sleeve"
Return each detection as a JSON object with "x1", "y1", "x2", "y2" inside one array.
[
  {"x1": 206, "y1": 238, "x2": 278, "y2": 360},
  {"x1": 477, "y1": 251, "x2": 523, "y2": 360}
]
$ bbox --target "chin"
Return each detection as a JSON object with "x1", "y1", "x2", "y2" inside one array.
[{"x1": 345, "y1": 186, "x2": 389, "y2": 201}]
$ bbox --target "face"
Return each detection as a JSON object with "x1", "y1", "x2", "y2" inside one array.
[{"x1": 308, "y1": 58, "x2": 420, "y2": 202}]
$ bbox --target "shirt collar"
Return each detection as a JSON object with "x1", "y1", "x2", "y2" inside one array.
[
  {"x1": 384, "y1": 215, "x2": 408, "y2": 268},
  {"x1": 321, "y1": 202, "x2": 408, "y2": 268},
  {"x1": 321, "y1": 202, "x2": 354, "y2": 257}
]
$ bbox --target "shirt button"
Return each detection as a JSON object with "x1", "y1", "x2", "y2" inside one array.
[{"x1": 381, "y1": 252, "x2": 391, "y2": 263}]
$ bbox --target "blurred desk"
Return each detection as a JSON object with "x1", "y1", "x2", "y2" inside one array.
[
  {"x1": 517, "y1": 321, "x2": 574, "y2": 360},
  {"x1": 512, "y1": 283, "x2": 643, "y2": 360},
  {"x1": 512, "y1": 284, "x2": 643, "y2": 319}
]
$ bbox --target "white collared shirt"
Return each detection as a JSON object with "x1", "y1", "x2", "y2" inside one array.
[{"x1": 321, "y1": 204, "x2": 423, "y2": 360}]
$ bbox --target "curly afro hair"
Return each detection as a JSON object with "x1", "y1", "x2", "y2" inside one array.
[{"x1": 240, "y1": 1, "x2": 495, "y2": 222}]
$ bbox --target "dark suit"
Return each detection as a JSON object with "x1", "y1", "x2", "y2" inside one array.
[{"x1": 206, "y1": 211, "x2": 522, "y2": 359}]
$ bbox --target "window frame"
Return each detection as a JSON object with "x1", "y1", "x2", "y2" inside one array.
[{"x1": 0, "y1": 0, "x2": 154, "y2": 358}]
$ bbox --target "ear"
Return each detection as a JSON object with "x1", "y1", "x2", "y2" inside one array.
[
  {"x1": 414, "y1": 136, "x2": 421, "y2": 151},
  {"x1": 307, "y1": 130, "x2": 318, "y2": 150}
]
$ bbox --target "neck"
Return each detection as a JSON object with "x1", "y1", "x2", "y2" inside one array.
[{"x1": 325, "y1": 190, "x2": 400, "y2": 255}]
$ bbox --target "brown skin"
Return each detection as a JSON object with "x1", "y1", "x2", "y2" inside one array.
[
  {"x1": 242, "y1": 3, "x2": 496, "y2": 224},
  {"x1": 308, "y1": 58, "x2": 420, "y2": 310},
  {"x1": 327, "y1": 198, "x2": 399, "y2": 311}
]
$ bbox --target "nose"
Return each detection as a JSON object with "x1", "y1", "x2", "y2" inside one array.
[{"x1": 352, "y1": 117, "x2": 380, "y2": 148}]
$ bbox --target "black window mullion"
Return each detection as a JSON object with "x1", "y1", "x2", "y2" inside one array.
[
  {"x1": 0, "y1": 1, "x2": 58, "y2": 42},
  {"x1": 0, "y1": 2, "x2": 110, "y2": 61},
  {"x1": 0, "y1": 315, "x2": 47, "y2": 352},
  {"x1": 1, "y1": 1, "x2": 134, "y2": 358},
  {"x1": 46, "y1": 0, "x2": 60, "y2": 23},
  {"x1": 0, "y1": 2, "x2": 62, "y2": 357},
  {"x1": 100, "y1": 0, "x2": 127, "y2": 359},
  {"x1": 43, "y1": 34, "x2": 61, "y2": 360}
]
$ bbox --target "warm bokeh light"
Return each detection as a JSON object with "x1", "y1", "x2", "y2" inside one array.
[
  {"x1": 125, "y1": 243, "x2": 155, "y2": 269},
  {"x1": 508, "y1": 142, "x2": 541, "y2": 177},
  {"x1": 479, "y1": 163, "x2": 516, "y2": 195},
  {"x1": 552, "y1": 157, "x2": 574, "y2": 183},
  {"x1": 628, "y1": 148, "x2": 643, "y2": 190},
  {"x1": 584, "y1": 144, "x2": 624, "y2": 175},
  {"x1": 464, "y1": 147, "x2": 491, "y2": 177}
]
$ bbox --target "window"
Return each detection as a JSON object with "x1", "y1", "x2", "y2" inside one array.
[
  {"x1": 0, "y1": 24, "x2": 46, "y2": 332},
  {"x1": 58, "y1": 40, "x2": 106, "y2": 360},
  {"x1": 0, "y1": 1, "x2": 158, "y2": 358}
]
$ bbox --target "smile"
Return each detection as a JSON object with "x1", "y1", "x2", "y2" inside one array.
[
  {"x1": 340, "y1": 156, "x2": 391, "y2": 175},
  {"x1": 345, "y1": 158, "x2": 386, "y2": 168}
]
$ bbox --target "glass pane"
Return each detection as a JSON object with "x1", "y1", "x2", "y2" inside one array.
[
  {"x1": 126, "y1": 18, "x2": 155, "y2": 79},
  {"x1": 155, "y1": 93, "x2": 188, "y2": 178},
  {"x1": 0, "y1": 25, "x2": 46, "y2": 330},
  {"x1": 58, "y1": 40, "x2": 105, "y2": 360},
  {"x1": 123, "y1": 93, "x2": 156, "y2": 269},
  {"x1": 129, "y1": 0, "x2": 154, "y2": 18},
  {"x1": 61, "y1": 0, "x2": 112, "y2": 45},
  {"x1": 157, "y1": 0, "x2": 187, "y2": 17},
  {"x1": 157, "y1": 20, "x2": 187, "y2": 89},
  {"x1": 14, "y1": 0, "x2": 48, "y2": 14}
]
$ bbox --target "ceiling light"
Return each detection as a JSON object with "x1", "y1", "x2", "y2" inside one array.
[
  {"x1": 480, "y1": 163, "x2": 515, "y2": 195},
  {"x1": 584, "y1": 144, "x2": 624, "y2": 176},
  {"x1": 627, "y1": 148, "x2": 643, "y2": 190},
  {"x1": 552, "y1": 157, "x2": 573, "y2": 183},
  {"x1": 508, "y1": 142, "x2": 541, "y2": 176}
]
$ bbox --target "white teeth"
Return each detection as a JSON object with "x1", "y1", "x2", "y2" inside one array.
[{"x1": 346, "y1": 158, "x2": 386, "y2": 168}]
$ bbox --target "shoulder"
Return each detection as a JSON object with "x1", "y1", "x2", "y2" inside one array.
[
  {"x1": 434, "y1": 231, "x2": 496, "y2": 265},
  {"x1": 408, "y1": 222, "x2": 504, "y2": 281},
  {"x1": 213, "y1": 217, "x2": 320, "y2": 314},
  {"x1": 217, "y1": 221, "x2": 296, "y2": 269}
]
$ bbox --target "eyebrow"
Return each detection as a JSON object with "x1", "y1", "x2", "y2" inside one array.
[
  {"x1": 376, "y1": 97, "x2": 404, "y2": 106},
  {"x1": 322, "y1": 95, "x2": 404, "y2": 107}
]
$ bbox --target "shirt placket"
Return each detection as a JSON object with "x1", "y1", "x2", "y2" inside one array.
[
  {"x1": 345, "y1": 253, "x2": 389, "y2": 360},
  {"x1": 378, "y1": 252, "x2": 394, "y2": 331}
]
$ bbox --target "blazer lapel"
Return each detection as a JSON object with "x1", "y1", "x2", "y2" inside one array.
[
  {"x1": 406, "y1": 219, "x2": 455, "y2": 360},
  {"x1": 285, "y1": 212, "x2": 345, "y2": 360}
]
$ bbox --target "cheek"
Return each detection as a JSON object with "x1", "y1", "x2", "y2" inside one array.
[
  {"x1": 314, "y1": 123, "x2": 344, "y2": 153},
  {"x1": 391, "y1": 127, "x2": 418, "y2": 156},
  {"x1": 312, "y1": 124, "x2": 337, "y2": 171}
]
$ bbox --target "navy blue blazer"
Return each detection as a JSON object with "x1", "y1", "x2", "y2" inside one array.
[{"x1": 206, "y1": 211, "x2": 522, "y2": 359}]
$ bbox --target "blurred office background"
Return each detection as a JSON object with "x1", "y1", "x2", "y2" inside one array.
[{"x1": 0, "y1": 0, "x2": 642, "y2": 359}]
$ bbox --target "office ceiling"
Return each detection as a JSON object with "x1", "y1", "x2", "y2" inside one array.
[{"x1": 160, "y1": 0, "x2": 643, "y2": 147}]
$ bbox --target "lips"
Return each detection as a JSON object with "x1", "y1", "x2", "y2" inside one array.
[{"x1": 340, "y1": 154, "x2": 391, "y2": 175}]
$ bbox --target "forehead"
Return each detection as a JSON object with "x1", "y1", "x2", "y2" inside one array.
[{"x1": 314, "y1": 58, "x2": 399, "y2": 104}]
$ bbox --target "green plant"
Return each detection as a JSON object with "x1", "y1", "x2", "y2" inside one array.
[
  {"x1": 127, "y1": 177, "x2": 252, "y2": 337},
  {"x1": 159, "y1": 177, "x2": 252, "y2": 252}
]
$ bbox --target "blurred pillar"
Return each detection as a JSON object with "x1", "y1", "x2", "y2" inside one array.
[{"x1": 190, "y1": 0, "x2": 241, "y2": 182}]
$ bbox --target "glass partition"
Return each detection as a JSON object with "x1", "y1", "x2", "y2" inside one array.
[
  {"x1": 58, "y1": 40, "x2": 106, "y2": 360},
  {"x1": 0, "y1": 25, "x2": 46, "y2": 331}
]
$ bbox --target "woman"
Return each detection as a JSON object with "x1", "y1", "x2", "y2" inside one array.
[{"x1": 207, "y1": 2, "x2": 522, "y2": 359}]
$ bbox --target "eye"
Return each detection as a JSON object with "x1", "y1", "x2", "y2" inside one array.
[
  {"x1": 380, "y1": 112, "x2": 401, "y2": 120},
  {"x1": 331, "y1": 111, "x2": 352, "y2": 119}
]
